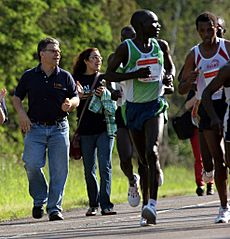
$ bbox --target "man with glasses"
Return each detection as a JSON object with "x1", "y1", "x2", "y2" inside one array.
[{"x1": 13, "y1": 37, "x2": 79, "y2": 221}]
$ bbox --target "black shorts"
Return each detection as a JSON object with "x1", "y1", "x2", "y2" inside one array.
[
  {"x1": 115, "y1": 106, "x2": 126, "y2": 129},
  {"x1": 198, "y1": 98, "x2": 227, "y2": 130}
]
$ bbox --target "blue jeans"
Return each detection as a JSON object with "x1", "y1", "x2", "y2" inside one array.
[
  {"x1": 22, "y1": 119, "x2": 69, "y2": 215},
  {"x1": 80, "y1": 132, "x2": 114, "y2": 210}
]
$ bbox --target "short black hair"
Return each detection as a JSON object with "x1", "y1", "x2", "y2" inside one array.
[
  {"x1": 37, "y1": 37, "x2": 59, "y2": 61},
  {"x1": 195, "y1": 12, "x2": 217, "y2": 30},
  {"x1": 120, "y1": 25, "x2": 136, "y2": 41},
  {"x1": 130, "y1": 9, "x2": 153, "y2": 31}
]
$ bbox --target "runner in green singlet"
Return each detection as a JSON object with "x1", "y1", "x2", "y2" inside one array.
[{"x1": 105, "y1": 9, "x2": 173, "y2": 226}]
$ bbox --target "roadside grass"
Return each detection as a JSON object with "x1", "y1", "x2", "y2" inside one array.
[{"x1": 0, "y1": 157, "x2": 196, "y2": 221}]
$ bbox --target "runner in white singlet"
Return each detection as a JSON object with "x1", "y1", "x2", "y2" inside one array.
[{"x1": 181, "y1": 12, "x2": 230, "y2": 224}]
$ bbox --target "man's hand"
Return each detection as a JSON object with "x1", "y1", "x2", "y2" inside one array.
[
  {"x1": 95, "y1": 86, "x2": 106, "y2": 97},
  {"x1": 163, "y1": 74, "x2": 174, "y2": 86},
  {"x1": 135, "y1": 67, "x2": 151, "y2": 78},
  {"x1": 111, "y1": 89, "x2": 122, "y2": 101},
  {"x1": 210, "y1": 117, "x2": 223, "y2": 136},
  {"x1": 188, "y1": 68, "x2": 199, "y2": 85},
  {"x1": 76, "y1": 81, "x2": 84, "y2": 98},
  {"x1": 18, "y1": 111, "x2": 32, "y2": 133},
  {"x1": 62, "y1": 98, "x2": 72, "y2": 112}
]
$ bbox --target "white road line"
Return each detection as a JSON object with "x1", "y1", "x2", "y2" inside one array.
[
  {"x1": 114, "y1": 200, "x2": 220, "y2": 221},
  {"x1": 158, "y1": 200, "x2": 220, "y2": 214}
]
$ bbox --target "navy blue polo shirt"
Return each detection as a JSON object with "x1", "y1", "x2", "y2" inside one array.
[{"x1": 15, "y1": 64, "x2": 78, "y2": 122}]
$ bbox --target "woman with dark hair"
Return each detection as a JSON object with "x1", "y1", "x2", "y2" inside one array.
[{"x1": 73, "y1": 48, "x2": 116, "y2": 216}]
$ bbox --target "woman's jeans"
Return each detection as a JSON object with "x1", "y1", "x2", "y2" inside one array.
[
  {"x1": 80, "y1": 131, "x2": 114, "y2": 210},
  {"x1": 22, "y1": 120, "x2": 69, "y2": 215}
]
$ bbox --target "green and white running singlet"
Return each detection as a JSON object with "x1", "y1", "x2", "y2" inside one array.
[{"x1": 122, "y1": 38, "x2": 164, "y2": 103}]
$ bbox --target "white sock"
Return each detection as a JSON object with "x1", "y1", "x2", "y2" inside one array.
[{"x1": 148, "y1": 199, "x2": 157, "y2": 207}]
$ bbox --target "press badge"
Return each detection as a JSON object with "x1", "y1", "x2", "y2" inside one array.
[{"x1": 136, "y1": 57, "x2": 161, "y2": 83}]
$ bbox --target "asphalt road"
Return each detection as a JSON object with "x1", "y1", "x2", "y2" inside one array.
[{"x1": 0, "y1": 194, "x2": 229, "y2": 239}]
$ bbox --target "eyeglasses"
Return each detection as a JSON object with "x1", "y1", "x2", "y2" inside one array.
[
  {"x1": 89, "y1": 55, "x2": 103, "y2": 61},
  {"x1": 217, "y1": 27, "x2": 226, "y2": 33},
  {"x1": 44, "y1": 49, "x2": 61, "y2": 54}
]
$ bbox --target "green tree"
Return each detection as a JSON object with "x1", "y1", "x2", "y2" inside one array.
[
  {"x1": 38, "y1": 0, "x2": 113, "y2": 72},
  {"x1": 102, "y1": 0, "x2": 138, "y2": 50},
  {"x1": 0, "y1": 0, "x2": 47, "y2": 88},
  {"x1": 0, "y1": 0, "x2": 47, "y2": 158}
]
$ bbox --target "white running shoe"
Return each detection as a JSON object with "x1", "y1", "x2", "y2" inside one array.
[
  {"x1": 141, "y1": 203, "x2": 157, "y2": 225},
  {"x1": 140, "y1": 216, "x2": 148, "y2": 227},
  {"x1": 158, "y1": 169, "x2": 164, "y2": 186},
  {"x1": 128, "y1": 174, "x2": 140, "y2": 207},
  {"x1": 202, "y1": 170, "x2": 214, "y2": 184},
  {"x1": 215, "y1": 205, "x2": 230, "y2": 223}
]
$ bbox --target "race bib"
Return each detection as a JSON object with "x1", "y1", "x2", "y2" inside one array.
[
  {"x1": 136, "y1": 57, "x2": 161, "y2": 83},
  {"x1": 203, "y1": 69, "x2": 219, "y2": 86}
]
